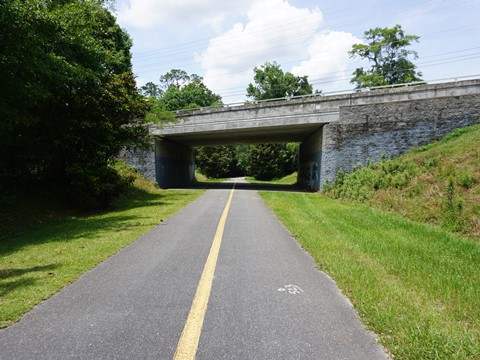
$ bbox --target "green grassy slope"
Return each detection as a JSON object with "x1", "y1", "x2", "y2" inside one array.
[
  {"x1": 260, "y1": 191, "x2": 479, "y2": 359},
  {"x1": 0, "y1": 163, "x2": 203, "y2": 328},
  {"x1": 324, "y1": 124, "x2": 480, "y2": 239}
]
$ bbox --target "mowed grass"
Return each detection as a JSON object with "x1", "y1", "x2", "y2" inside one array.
[
  {"x1": 194, "y1": 170, "x2": 229, "y2": 183},
  {"x1": 0, "y1": 170, "x2": 203, "y2": 328},
  {"x1": 260, "y1": 191, "x2": 480, "y2": 360},
  {"x1": 324, "y1": 124, "x2": 480, "y2": 239},
  {"x1": 246, "y1": 172, "x2": 298, "y2": 185}
]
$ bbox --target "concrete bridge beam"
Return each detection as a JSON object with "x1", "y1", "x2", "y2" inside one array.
[{"x1": 155, "y1": 138, "x2": 194, "y2": 188}]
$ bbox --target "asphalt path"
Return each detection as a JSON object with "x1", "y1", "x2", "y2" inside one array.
[{"x1": 0, "y1": 179, "x2": 389, "y2": 359}]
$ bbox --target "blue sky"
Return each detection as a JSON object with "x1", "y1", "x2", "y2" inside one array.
[{"x1": 114, "y1": 0, "x2": 480, "y2": 103}]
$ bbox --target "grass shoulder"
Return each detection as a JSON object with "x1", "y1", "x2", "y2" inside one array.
[
  {"x1": 323, "y1": 124, "x2": 480, "y2": 240},
  {"x1": 259, "y1": 191, "x2": 479, "y2": 359},
  {"x1": 194, "y1": 171, "x2": 229, "y2": 183},
  {"x1": 246, "y1": 172, "x2": 298, "y2": 185},
  {"x1": 0, "y1": 164, "x2": 204, "y2": 328}
]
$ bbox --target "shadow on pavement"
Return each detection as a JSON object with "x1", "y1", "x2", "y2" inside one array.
[{"x1": 172, "y1": 178, "x2": 310, "y2": 193}]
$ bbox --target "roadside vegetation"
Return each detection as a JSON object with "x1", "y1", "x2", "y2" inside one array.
[
  {"x1": 194, "y1": 170, "x2": 228, "y2": 183},
  {"x1": 0, "y1": 163, "x2": 203, "y2": 328},
  {"x1": 257, "y1": 125, "x2": 480, "y2": 359},
  {"x1": 246, "y1": 172, "x2": 298, "y2": 186},
  {"x1": 323, "y1": 124, "x2": 480, "y2": 239},
  {"x1": 260, "y1": 192, "x2": 479, "y2": 359}
]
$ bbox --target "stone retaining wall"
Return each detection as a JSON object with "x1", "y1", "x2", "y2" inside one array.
[{"x1": 320, "y1": 93, "x2": 480, "y2": 187}]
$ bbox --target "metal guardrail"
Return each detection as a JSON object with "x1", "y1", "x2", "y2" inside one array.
[{"x1": 173, "y1": 74, "x2": 480, "y2": 115}]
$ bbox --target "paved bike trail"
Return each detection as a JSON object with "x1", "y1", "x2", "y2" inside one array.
[{"x1": 0, "y1": 180, "x2": 389, "y2": 359}]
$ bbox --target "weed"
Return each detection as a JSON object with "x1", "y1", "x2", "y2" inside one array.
[
  {"x1": 458, "y1": 171, "x2": 477, "y2": 189},
  {"x1": 442, "y1": 176, "x2": 466, "y2": 232},
  {"x1": 422, "y1": 157, "x2": 439, "y2": 170},
  {"x1": 440, "y1": 163, "x2": 456, "y2": 179},
  {"x1": 408, "y1": 183, "x2": 422, "y2": 197}
]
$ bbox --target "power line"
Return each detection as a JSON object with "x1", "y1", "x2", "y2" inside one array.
[{"x1": 129, "y1": 1, "x2": 480, "y2": 101}]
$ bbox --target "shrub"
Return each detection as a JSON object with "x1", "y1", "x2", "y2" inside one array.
[
  {"x1": 442, "y1": 176, "x2": 466, "y2": 232},
  {"x1": 458, "y1": 171, "x2": 477, "y2": 189}
]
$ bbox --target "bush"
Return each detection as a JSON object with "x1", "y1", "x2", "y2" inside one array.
[
  {"x1": 67, "y1": 163, "x2": 133, "y2": 208},
  {"x1": 458, "y1": 171, "x2": 477, "y2": 189}
]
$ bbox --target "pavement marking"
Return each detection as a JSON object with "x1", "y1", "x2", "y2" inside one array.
[
  {"x1": 277, "y1": 284, "x2": 304, "y2": 294},
  {"x1": 173, "y1": 182, "x2": 236, "y2": 360}
]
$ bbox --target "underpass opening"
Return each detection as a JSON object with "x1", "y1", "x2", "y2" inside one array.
[
  {"x1": 193, "y1": 141, "x2": 300, "y2": 185},
  {"x1": 154, "y1": 119, "x2": 326, "y2": 190}
]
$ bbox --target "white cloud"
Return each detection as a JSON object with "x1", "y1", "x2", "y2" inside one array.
[
  {"x1": 116, "y1": 0, "x2": 255, "y2": 29},
  {"x1": 197, "y1": 0, "x2": 324, "y2": 102},
  {"x1": 291, "y1": 31, "x2": 362, "y2": 92},
  {"x1": 118, "y1": 0, "x2": 362, "y2": 100}
]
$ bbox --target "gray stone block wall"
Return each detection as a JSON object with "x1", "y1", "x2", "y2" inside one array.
[
  {"x1": 118, "y1": 148, "x2": 156, "y2": 183},
  {"x1": 299, "y1": 128, "x2": 323, "y2": 191},
  {"x1": 320, "y1": 93, "x2": 480, "y2": 187}
]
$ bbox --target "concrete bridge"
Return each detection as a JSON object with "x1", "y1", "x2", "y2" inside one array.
[{"x1": 124, "y1": 79, "x2": 480, "y2": 190}]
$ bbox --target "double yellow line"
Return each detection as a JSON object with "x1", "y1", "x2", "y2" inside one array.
[{"x1": 173, "y1": 182, "x2": 236, "y2": 359}]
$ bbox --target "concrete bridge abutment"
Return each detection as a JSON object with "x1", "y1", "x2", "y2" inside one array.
[
  {"x1": 154, "y1": 138, "x2": 195, "y2": 188},
  {"x1": 298, "y1": 127, "x2": 323, "y2": 191}
]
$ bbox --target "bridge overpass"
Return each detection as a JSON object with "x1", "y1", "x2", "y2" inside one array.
[{"x1": 127, "y1": 79, "x2": 480, "y2": 190}]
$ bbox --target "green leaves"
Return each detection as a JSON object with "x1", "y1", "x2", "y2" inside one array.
[
  {"x1": 246, "y1": 143, "x2": 298, "y2": 181},
  {"x1": 142, "y1": 69, "x2": 222, "y2": 112},
  {"x1": 246, "y1": 61, "x2": 313, "y2": 100},
  {"x1": 0, "y1": 0, "x2": 148, "y2": 206},
  {"x1": 349, "y1": 24, "x2": 422, "y2": 88},
  {"x1": 160, "y1": 80, "x2": 222, "y2": 111}
]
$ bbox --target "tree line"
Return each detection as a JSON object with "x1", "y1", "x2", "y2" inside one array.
[
  {"x1": 1, "y1": 0, "x2": 149, "y2": 205},
  {"x1": 0, "y1": 0, "x2": 422, "y2": 205}
]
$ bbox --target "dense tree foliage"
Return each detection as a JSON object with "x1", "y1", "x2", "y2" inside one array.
[
  {"x1": 140, "y1": 82, "x2": 162, "y2": 98},
  {"x1": 246, "y1": 143, "x2": 298, "y2": 181},
  {"x1": 0, "y1": 0, "x2": 149, "y2": 205},
  {"x1": 349, "y1": 25, "x2": 423, "y2": 88},
  {"x1": 195, "y1": 146, "x2": 241, "y2": 178},
  {"x1": 246, "y1": 61, "x2": 313, "y2": 100},
  {"x1": 156, "y1": 69, "x2": 222, "y2": 111}
]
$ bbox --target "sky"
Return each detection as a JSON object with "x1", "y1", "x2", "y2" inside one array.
[{"x1": 113, "y1": 0, "x2": 480, "y2": 103}]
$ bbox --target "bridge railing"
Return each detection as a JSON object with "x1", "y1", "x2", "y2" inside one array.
[{"x1": 172, "y1": 74, "x2": 480, "y2": 115}]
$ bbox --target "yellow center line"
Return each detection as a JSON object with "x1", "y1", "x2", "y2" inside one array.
[{"x1": 173, "y1": 181, "x2": 236, "y2": 360}]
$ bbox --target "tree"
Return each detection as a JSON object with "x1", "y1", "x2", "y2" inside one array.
[
  {"x1": 246, "y1": 61, "x2": 313, "y2": 100},
  {"x1": 156, "y1": 70, "x2": 222, "y2": 111},
  {"x1": 349, "y1": 24, "x2": 423, "y2": 88},
  {"x1": 0, "y1": 0, "x2": 149, "y2": 205},
  {"x1": 159, "y1": 69, "x2": 191, "y2": 90},
  {"x1": 246, "y1": 143, "x2": 298, "y2": 181},
  {"x1": 161, "y1": 81, "x2": 222, "y2": 111},
  {"x1": 140, "y1": 82, "x2": 162, "y2": 98},
  {"x1": 195, "y1": 146, "x2": 240, "y2": 178}
]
